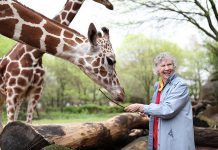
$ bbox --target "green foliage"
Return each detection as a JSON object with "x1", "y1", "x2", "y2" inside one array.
[
  {"x1": 0, "y1": 35, "x2": 16, "y2": 56},
  {"x1": 41, "y1": 55, "x2": 101, "y2": 108},
  {"x1": 205, "y1": 41, "x2": 218, "y2": 72},
  {"x1": 46, "y1": 105, "x2": 124, "y2": 114}
]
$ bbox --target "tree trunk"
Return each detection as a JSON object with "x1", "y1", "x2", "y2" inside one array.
[{"x1": 0, "y1": 113, "x2": 149, "y2": 150}]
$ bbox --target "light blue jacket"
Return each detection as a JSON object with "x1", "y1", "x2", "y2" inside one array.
[{"x1": 144, "y1": 74, "x2": 195, "y2": 150}]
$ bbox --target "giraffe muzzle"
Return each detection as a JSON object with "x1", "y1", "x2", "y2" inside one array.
[{"x1": 113, "y1": 87, "x2": 125, "y2": 102}]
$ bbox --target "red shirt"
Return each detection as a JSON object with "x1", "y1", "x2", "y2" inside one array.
[{"x1": 153, "y1": 90, "x2": 161, "y2": 149}]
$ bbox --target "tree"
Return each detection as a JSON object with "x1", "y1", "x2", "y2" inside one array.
[
  {"x1": 113, "y1": 0, "x2": 218, "y2": 42},
  {"x1": 182, "y1": 48, "x2": 210, "y2": 100},
  {"x1": 206, "y1": 41, "x2": 218, "y2": 71}
]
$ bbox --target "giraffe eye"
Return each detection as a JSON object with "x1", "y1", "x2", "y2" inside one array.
[{"x1": 107, "y1": 57, "x2": 116, "y2": 66}]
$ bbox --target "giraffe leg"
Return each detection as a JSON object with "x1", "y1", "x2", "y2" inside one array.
[
  {"x1": 26, "y1": 88, "x2": 43, "y2": 124},
  {"x1": 14, "y1": 99, "x2": 22, "y2": 121},
  {"x1": 0, "y1": 96, "x2": 5, "y2": 133},
  {"x1": 6, "y1": 94, "x2": 20, "y2": 123}
]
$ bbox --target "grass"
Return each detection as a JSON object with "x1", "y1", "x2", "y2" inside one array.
[
  {"x1": 1, "y1": 111, "x2": 121, "y2": 125},
  {"x1": 32, "y1": 112, "x2": 120, "y2": 125}
]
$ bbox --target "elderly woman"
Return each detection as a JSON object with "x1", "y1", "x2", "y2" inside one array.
[{"x1": 125, "y1": 52, "x2": 195, "y2": 150}]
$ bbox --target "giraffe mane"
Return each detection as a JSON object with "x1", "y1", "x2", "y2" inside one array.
[{"x1": 14, "y1": 0, "x2": 86, "y2": 39}]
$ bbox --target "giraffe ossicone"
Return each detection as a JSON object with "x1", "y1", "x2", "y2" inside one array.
[{"x1": 0, "y1": 0, "x2": 124, "y2": 126}]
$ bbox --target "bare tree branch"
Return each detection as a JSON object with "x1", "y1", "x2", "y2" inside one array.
[
  {"x1": 209, "y1": 0, "x2": 218, "y2": 22},
  {"x1": 114, "y1": 0, "x2": 218, "y2": 42}
]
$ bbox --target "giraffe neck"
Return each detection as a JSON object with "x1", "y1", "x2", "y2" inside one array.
[
  {"x1": 0, "y1": 1, "x2": 88, "y2": 63},
  {"x1": 54, "y1": 0, "x2": 85, "y2": 26},
  {"x1": 0, "y1": 1, "x2": 125, "y2": 103}
]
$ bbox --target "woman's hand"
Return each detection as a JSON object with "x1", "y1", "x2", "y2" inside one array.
[{"x1": 124, "y1": 103, "x2": 145, "y2": 113}]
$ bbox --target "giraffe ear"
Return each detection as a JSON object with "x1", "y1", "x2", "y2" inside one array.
[
  {"x1": 88, "y1": 23, "x2": 97, "y2": 46},
  {"x1": 101, "y1": 27, "x2": 109, "y2": 38}
]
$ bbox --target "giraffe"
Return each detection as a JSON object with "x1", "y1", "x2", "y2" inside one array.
[
  {"x1": 0, "y1": 0, "x2": 124, "y2": 126},
  {"x1": 0, "y1": 0, "x2": 114, "y2": 128}
]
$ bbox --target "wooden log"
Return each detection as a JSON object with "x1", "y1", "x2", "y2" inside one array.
[
  {"x1": 1, "y1": 113, "x2": 217, "y2": 150},
  {"x1": 194, "y1": 127, "x2": 218, "y2": 148},
  {"x1": 0, "y1": 113, "x2": 149, "y2": 150}
]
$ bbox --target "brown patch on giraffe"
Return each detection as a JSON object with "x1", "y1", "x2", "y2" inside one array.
[
  {"x1": 7, "y1": 62, "x2": 20, "y2": 76},
  {"x1": 0, "y1": 58, "x2": 9, "y2": 73},
  {"x1": 0, "y1": 19, "x2": 18, "y2": 38},
  {"x1": 21, "y1": 70, "x2": 33, "y2": 81},
  {"x1": 94, "y1": 68, "x2": 98, "y2": 74},
  {"x1": 29, "y1": 109, "x2": 33, "y2": 113},
  {"x1": 34, "y1": 88, "x2": 42, "y2": 94},
  {"x1": 75, "y1": 37, "x2": 83, "y2": 44},
  {"x1": 99, "y1": 66, "x2": 107, "y2": 77},
  {"x1": 92, "y1": 58, "x2": 100, "y2": 67},
  {"x1": 34, "y1": 95, "x2": 40, "y2": 100},
  {"x1": 61, "y1": 12, "x2": 67, "y2": 20},
  {"x1": 9, "y1": 46, "x2": 25, "y2": 60},
  {"x1": 13, "y1": 96, "x2": 18, "y2": 104},
  {"x1": 53, "y1": 15, "x2": 61, "y2": 23},
  {"x1": 33, "y1": 74, "x2": 40, "y2": 84},
  {"x1": 104, "y1": 79, "x2": 109, "y2": 85},
  {"x1": 45, "y1": 35, "x2": 60, "y2": 55},
  {"x1": 67, "y1": 12, "x2": 75, "y2": 22},
  {"x1": 0, "y1": 4, "x2": 13, "y2": 17},
  {"x1": 5, "y1": 73, "x2": 10, "y2": 81},
  {"x1": 43, "y1": 22, "x2": 62, "y2": 36},
  {"x1": 9, "y1": 78, "x2": 16, "y2": 86},
  {"x1": 36, "y1": 68, "x2": 45, "y2": 76},
  {"x1": 78, "y1": 58, "x2": 85, "y2": 65},
  {"x1": 63, "y1": 30, "x2": 74, "y2": 38},
  {"x1": 21, "y1": 25, "x2": 43, "y2": 49},
  {"x1": 14, "y1": 87, "x2": 23, "y2": 94},
  {"x1": 13, "y1": 3, "x2": 42, "y2": 24},
  {"x1": 63, "y1": 44, "x2": 72, "y2": 52},
  {"x1": 32, "y1": 100, "x2": 37, "y2": 105},
  {"x1": 17, "y1": 77, "x2": 27, "y2": 87},
  {"x1": 32, "y1": 49, "x2": 44, "y2": 58},
  {"x1": 0, "y1": 78, "x2": 3, "y2": 86},
  {"x1": 101, "y1": 58, "x2": 105, "y2": 64},
  {"x1": 64, "y1": 38, "x2": 77, "y2": 47},
  {"x1": 72, "y1": 2, "x2": 81, "y2": 11},
  {"x1": 20, "y1": 53, "x2": 33, "y2": 67}
]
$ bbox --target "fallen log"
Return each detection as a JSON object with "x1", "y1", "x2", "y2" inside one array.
[
  {"x1": 194, "y1": 127, "x2": 218, "y2": 148},
  {"x1": 0, "y1": 113, "x2": 149, "y2": 150},
  {"x1": 1, "y1": 113, "x2": 217, "y2": 150}
]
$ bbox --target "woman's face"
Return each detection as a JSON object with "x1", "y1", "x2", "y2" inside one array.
[{"x1": 157, "y1": 58, "x2": 175, "y2": 83}]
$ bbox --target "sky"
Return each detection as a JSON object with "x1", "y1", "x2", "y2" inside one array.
[{"x1": 17, "y1": 0, "x2": 203, "y2": 50}]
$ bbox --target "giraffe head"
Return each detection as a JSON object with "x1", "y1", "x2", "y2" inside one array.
[{"x1": 76, "y1": 23, "x2": 124, "y2": 102}]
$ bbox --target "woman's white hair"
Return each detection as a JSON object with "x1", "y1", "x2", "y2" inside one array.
[{"x1": 153, "y1": 52, "x2": 176, "y2": 75}]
